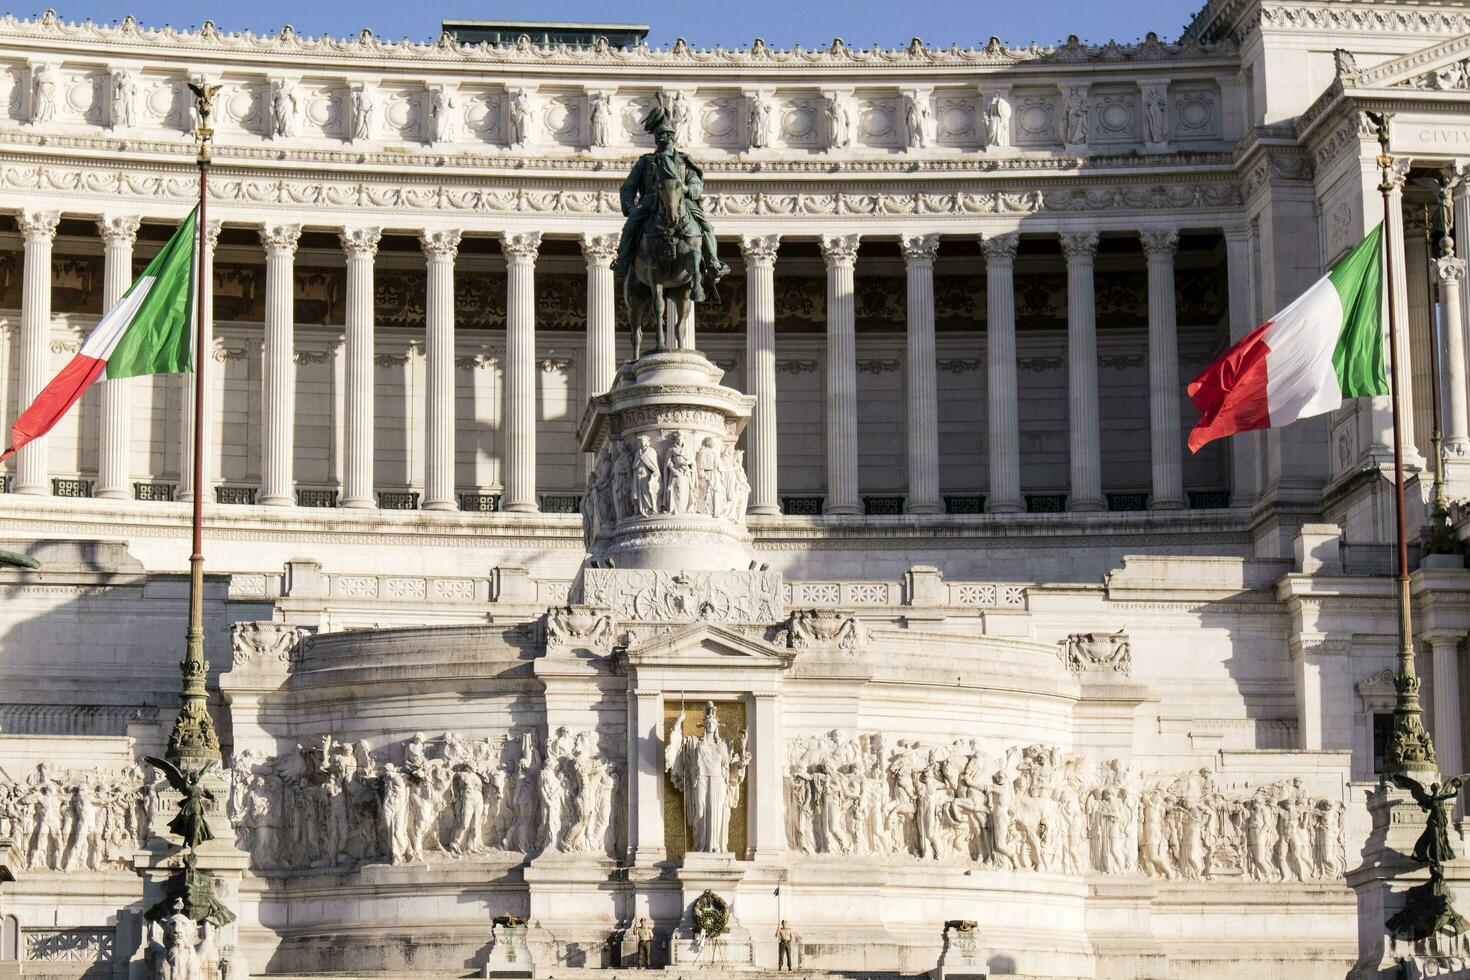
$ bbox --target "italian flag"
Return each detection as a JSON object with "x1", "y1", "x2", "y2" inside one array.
[
  {"x1": 1, "y1": 208, "x2": 197, "y2": 462},
  {"x1": 1187, "y1": 223, "x2": 1387, "y2": 452}
]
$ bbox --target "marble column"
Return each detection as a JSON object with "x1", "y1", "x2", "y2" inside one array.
[
  {"x1": 1427, "y1": 632, "x2": 1464, "y2": 804},
  {"x1": 982, "y1": 232, "x2": 1023, "y2": 513},
  {"x1": 421, "y1": 229, "x2": 462, "y2": 512},
  {"x1": 748, "y1": 691, "x2": 784, "y2": 862},
  {"x1": 901, "y1": 233, "x2": 942, "y2": 515},
  {"x1": 1060, "y1": 231, "x2": 1104, "y2": 511},
  {"x1": 1385, "y1": 165, "x2": 1419, "y2": 460},
  {"x1": 741, "y1": 234, "x2": 781, "y2": 515},
  {"x1": 340, "y1": 226, "x2": 382, "y2": 509},
  {"x1": 502, "y1": 232, "x2": 542, "y2": 513},
  {"x1": 1222, "y1": 227, "x2": 1258, "y2": 508},
  {"x1": 1439, "y1": 258, "x2": 1470, "y2": 456},
  {"x1": 1455, "y1": 164, "x2": 1470, "y2": 392},
  {"x1": 625, "y1": 689, "x2": 666, "y2": 864},
  {"x1": 820, "y1": 234, "x2": 861, "y2": 516},
  {"x1": 13, "y1": 209, "x2": 59, "y2": 496},
  {"x1": 258, "y1": 223, "x2": 301, "y2": 507},
  {"x1": 1142, "y1": 229, "x2": 1186, "y2": 510},
  {"x1": 179, "y1": 221, "x2": 221, "y2": 503},
  {"x1": 95, "y1": 215, "x2": 141, "y2": 501},
  {"x1": 581, "y1": 233, "x2": 619, "y2": 400}
]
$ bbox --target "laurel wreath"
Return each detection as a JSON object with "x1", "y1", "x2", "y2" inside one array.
[{"x1": 692, "y1": 891, "x2": 729, "y2": 942}]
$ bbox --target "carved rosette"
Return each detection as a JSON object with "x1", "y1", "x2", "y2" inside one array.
[{"x1": 578, "y1": 350, "x2": 756, "y2": 571}]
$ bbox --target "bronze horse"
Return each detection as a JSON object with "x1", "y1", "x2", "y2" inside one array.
[{"x1": 623, "y1": 174, "x2": 702, "y2": 357}]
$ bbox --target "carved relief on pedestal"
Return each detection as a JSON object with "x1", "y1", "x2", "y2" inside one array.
[
  {"x1": 227, "y1": 729, "x2": 622, "y2": 871},
  {"x1": 230, "y1": 621, "x2": 310, "y2": 669},
  {"x1": 1057, "y1": 628, "x2": 1131, "y2": 674},
  {"x1": 578, "y1": 351, "x2": 756, "y2": 571},
  {"x1": 785, "y1": 734, "x2": 1346, "y2": 881},
  {"x1": 0, "y1": 762, "x2": 160, "y2": 871}
]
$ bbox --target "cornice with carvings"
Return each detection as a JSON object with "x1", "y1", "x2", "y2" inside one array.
[
  {"x1": 0, "y1": 160, "x2": 1246, "y2": 223},
  {"x1": 0, "y1": 10, "x2": 1236, "y2": 71},
  {"x1": 1197, "y1": 2, "x2": 1470, "y2": 46},
  {"x1": 0, "y1": 126, "x2": 1239, "y2": 179}
]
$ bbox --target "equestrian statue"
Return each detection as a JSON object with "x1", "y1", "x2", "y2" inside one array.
[{"x1": 614, "y1": 93, "x2": 729, "y2": 357}]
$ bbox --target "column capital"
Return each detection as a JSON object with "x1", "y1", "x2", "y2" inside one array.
[
  {"x1": 17, "y1": 209, "x2": 59, "y2": 241},
  {"x1": 1384, "y1": 158, "x2": 1411, "y2": 195},
  {"x1": 419, "y1": 228, "x2": 463, "y2": 259},
  {"x1": 900, "y1": 233, "x2": 941, "y2": 264},
  {"x1": 340, "y1": 225, "x2": 383, "y2": 258},
  {"x1": 1422, "y1": 630, "x2": 1467, "y2": 648},
  {"x1": 580, "y1": 232, "x2": 619, "y2": 265},
  {"x1": 1140, "y1": 228, "x2": 1180, "y2": 256},
  {"x1": 739, "y1": 234, "x2": 781, "y2": 265},
  {"x1": 502, "y1": 231, "x2": 543, "y2": 262},
  {"x1": 1438, "y1": 256, "x2": 1466, "y2": 285},
  {"x1": 96, "y1": 214, "x2": 141, "y2": 246},
  {"x1": 980, "y1": 231, "x2": 1020, "y2": 262},
  {"x1": 1059, "y1": 230, "x2": 1099, "y2": 259},
  {"x1": 819, "y1": 233, "x2": 860, "y2": 266},
  {"x1": 259, "y1": 222, "x2": 302, "y2": 254},
  {"x1": 203, "y1": 220, "x2": 223, "y2": 250}
]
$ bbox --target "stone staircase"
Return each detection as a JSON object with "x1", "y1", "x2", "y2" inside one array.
[{"x1": 256, "y1": 970, "x2": 1090, "y2": 980}]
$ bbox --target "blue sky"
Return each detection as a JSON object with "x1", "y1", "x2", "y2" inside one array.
[{"x1": 30, "y1": 1, "x2": 1207, "y2": 48}]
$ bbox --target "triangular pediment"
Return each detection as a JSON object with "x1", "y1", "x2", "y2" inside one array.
[
  {"x1": 616, "y1": 621, "x2": 794, "y2": 671},
  {"x1": 1345, "y1": 32, "x2": 1470, "y2": 91}
]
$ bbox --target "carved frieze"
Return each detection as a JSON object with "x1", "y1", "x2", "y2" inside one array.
[
  {"x1": 786, "y1": 734, "x2": 1345, "y2": 881},
  {"x1": 580, "y1": 569, "x2": 784, "y2": 624}
]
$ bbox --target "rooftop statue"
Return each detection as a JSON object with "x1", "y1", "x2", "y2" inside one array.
[{"x1": 615, "y1": 93, "x2": 729, "y2": 357}]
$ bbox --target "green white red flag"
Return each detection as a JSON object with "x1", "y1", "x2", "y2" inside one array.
[
  {"x1": 1187, "y1": 223, "x2": 1387, "y2": 452},
  {"x1": 1, "y1": 207, "x2": 197, "y2": 462}
]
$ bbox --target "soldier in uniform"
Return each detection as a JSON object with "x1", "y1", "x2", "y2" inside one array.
[
  {"x1": 614, "y1": 96, "x2": 729, "y2": 301},
  {"x1": 633, "y1": 916, "x2": 654, "y2": 968}
]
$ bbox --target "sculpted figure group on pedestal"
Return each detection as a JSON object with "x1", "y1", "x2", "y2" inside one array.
[
  {"x1": 0, "y1": 762, "x2": 163, "y2": 871},
  {"x1": 785, "y1": 734, "x2": 1346, "y2": 881},
  {"x1": 584, "y1": 432, "x2": 751, "y2": 545},
  {"x1": 227, "y1": 729, "x2": 621, "y2": 870}
]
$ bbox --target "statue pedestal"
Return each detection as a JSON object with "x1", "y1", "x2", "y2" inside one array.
[
  {"x1": 935, "y1": 928, "x2": 987, "y2": 980},
  {"x1": 524, "y1": 851, "x2": 620, "y2": 975},
  {"x1": 483, "y1": 924, "x2": 533, "y2": 978},
  {"x1": 578, "y1": 350, "x2": 755, "y2": 572},
  {"x1": 669, "y1": 853, "x2": 755, "y2": 970},
  {"x1": 128, "y1": 837, "x2": 252, "y2": 980},
  {"x1": 1348, "y1": 783, "x2": 1470, "y2": 978}
]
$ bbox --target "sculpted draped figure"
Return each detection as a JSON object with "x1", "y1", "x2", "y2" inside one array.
[{"x1": 666, "y1": 702, "x2": 751, "y2": 853}]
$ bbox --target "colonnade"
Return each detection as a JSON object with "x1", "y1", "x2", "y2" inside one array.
[{"x1": 5, "y1": 212, "x2": 1218, "y2": 515}]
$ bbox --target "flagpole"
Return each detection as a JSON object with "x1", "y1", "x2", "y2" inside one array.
[
  {"x1": 166, "y1": 82, "x2": 222, "y2": 769},
  {"x1": 1369, "y1": 111, "x2": 1438, "y2": 776}
]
